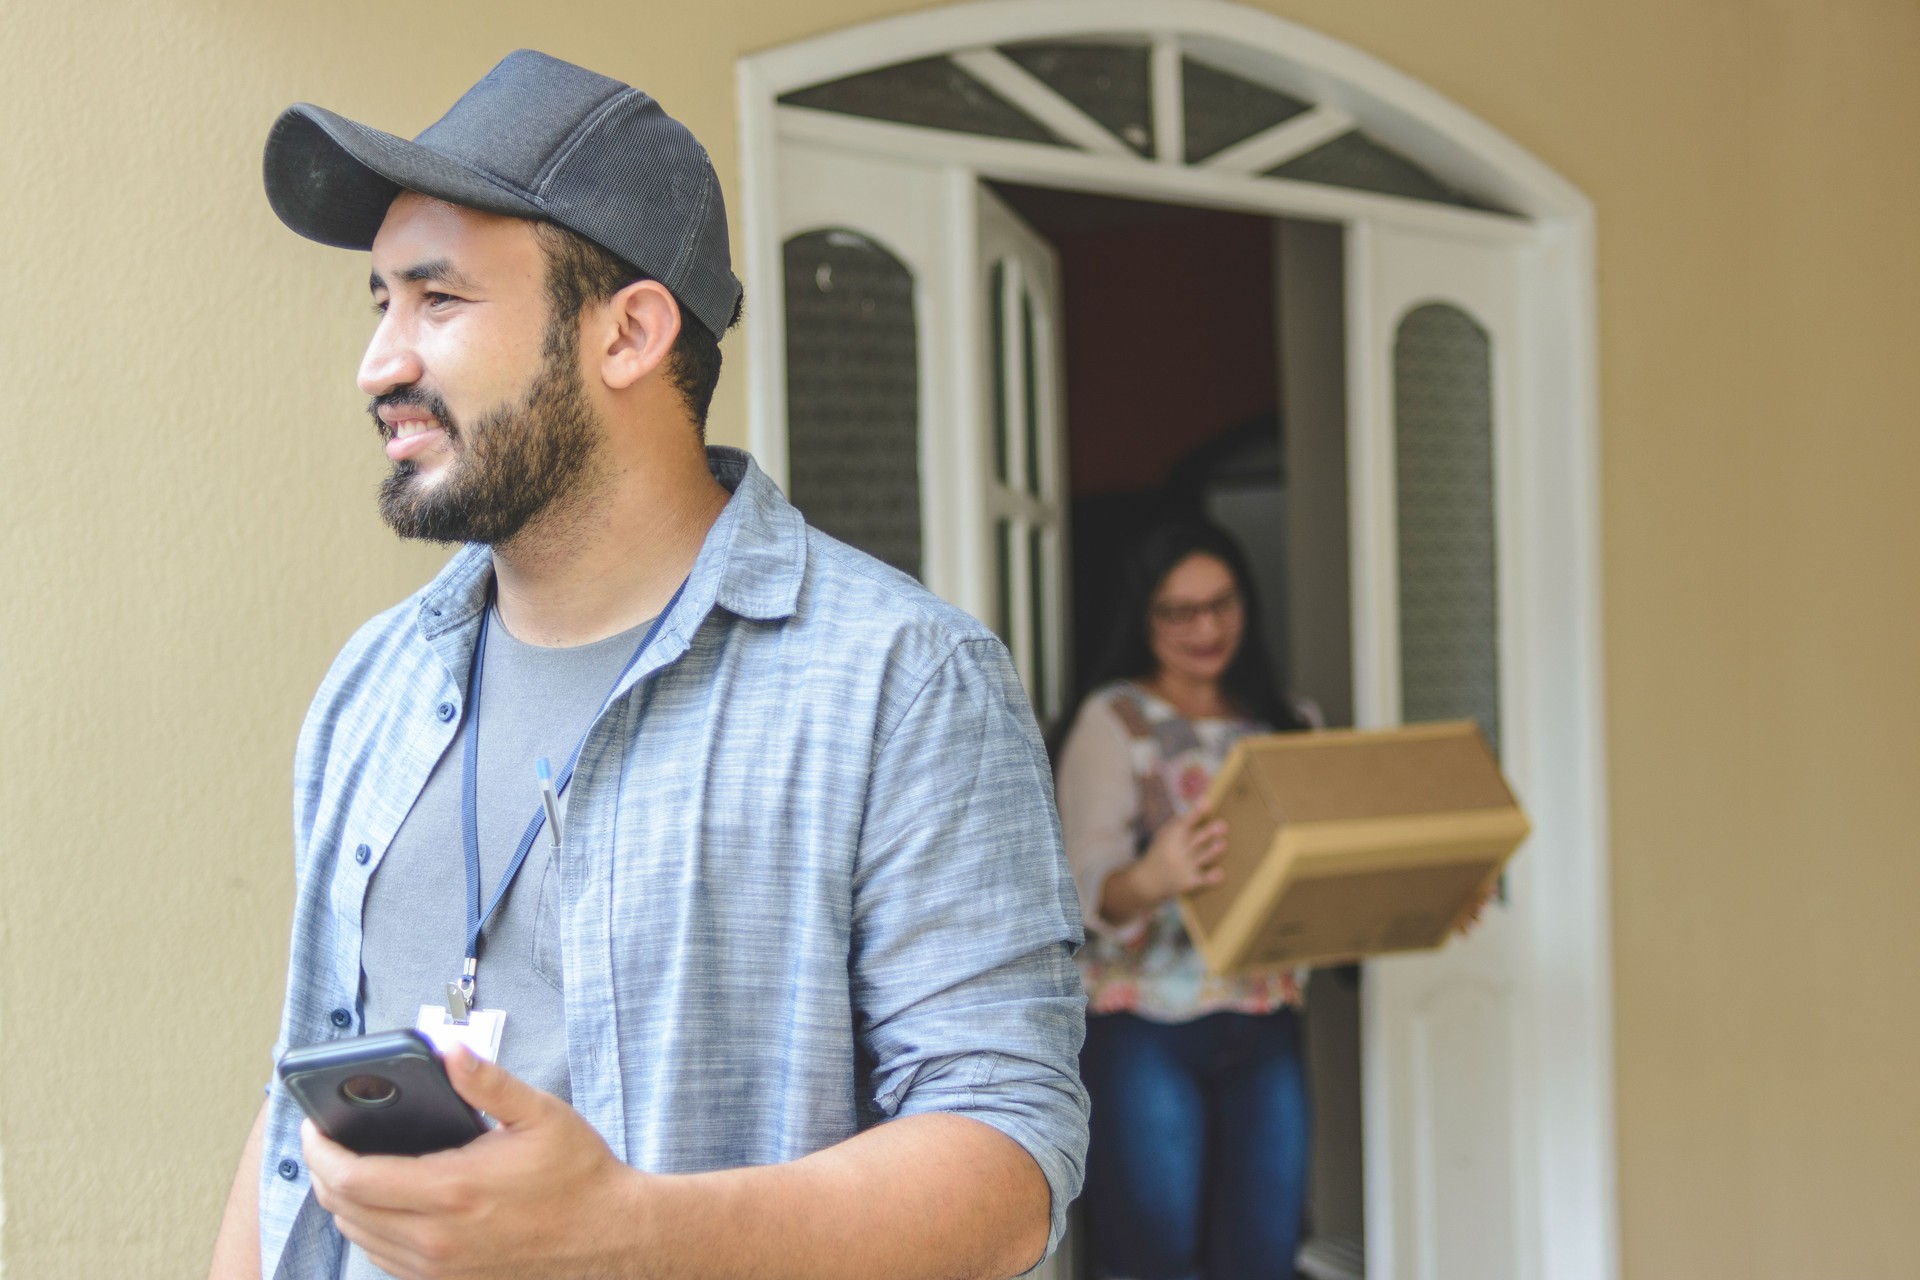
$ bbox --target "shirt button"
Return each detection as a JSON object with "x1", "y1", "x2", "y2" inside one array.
[
  {"x1": 277, "y1": 1158, "x2": 300, "y2": 1181},
  {"x1": 329, "y1": 1007, "x2": 353, "y2": 1029},
  {"x1": 354, "y1": 843, "x2": 372, "y2": 865},
  {"x1": 436, "y1": 701, "x2": 458, "y2": 722}
]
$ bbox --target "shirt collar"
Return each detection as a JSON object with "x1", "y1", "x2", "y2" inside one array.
[
  {"x1": 411, "y1": 446, "x2": 804, "y2": 645},
  {"x1": 694, "y1": 446, "x2": 807, "y2": 623}
]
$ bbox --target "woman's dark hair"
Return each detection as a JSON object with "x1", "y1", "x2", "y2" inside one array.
[{"x1": 1063, "y1": 518, "x2": 1306, "y2": 739}]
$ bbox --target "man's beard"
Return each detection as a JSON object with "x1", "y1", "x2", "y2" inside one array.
[{"x1": 372, "y1": 325, "x2": 604, "y2": 547}]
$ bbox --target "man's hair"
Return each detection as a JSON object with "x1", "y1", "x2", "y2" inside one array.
[{"x1": 534, "y1": 221, "x2": 741, "y2": 432}]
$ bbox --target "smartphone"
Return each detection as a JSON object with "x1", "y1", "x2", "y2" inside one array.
[{"x1": 277, "y1": 1029, "x2": 488, "y2": 1156}]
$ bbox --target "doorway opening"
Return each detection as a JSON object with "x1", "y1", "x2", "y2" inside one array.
[
  {"x1": 744, "y1": 7, "x2": 1612, "y2": 1275},
  {"x1": 990, "y1": 179, "x2": 1364, "y2": 1278}
]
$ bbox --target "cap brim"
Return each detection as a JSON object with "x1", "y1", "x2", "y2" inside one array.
[{"x1": 263, "y1": 104, "x2": 543, "y2": 250}]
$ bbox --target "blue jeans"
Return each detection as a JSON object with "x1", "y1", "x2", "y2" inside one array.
[{"x1": 1080, "y1": 1010, "x2": 1310, "y2": 1280}]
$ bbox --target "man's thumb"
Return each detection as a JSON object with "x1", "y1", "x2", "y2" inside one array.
[{"x1": 444, "y1": 1045, "x2": 542, "y2": 1127}]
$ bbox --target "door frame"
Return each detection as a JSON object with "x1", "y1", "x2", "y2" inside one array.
[{"x1": 737, "y1": 4, "x2": 1614, "y2": 1277}]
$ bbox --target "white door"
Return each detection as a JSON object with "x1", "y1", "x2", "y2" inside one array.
[
  {"x1": 773, "y1": 140, "x2": 1067, "y2": 714},
  {"x1": 769, "y1": 139, "x2": 969, "y2": 601},
  {"x1": 1347, "y1": 220, "x2": 1538, "y2": 1280},
  {"x1": 772, "y1": 136, "x2": 1077, "y2": 1280},
  {"x1": 974, "y1": 188, "x2": 1069, "y2": 722}
]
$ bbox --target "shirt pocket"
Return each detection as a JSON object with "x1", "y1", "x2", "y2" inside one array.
[{"x1": 532, "y1": 857, "x2": 565, "y2": 992}]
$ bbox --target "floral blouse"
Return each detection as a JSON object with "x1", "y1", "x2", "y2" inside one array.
[{"x1": 1055, "y1": 681, "x2": 1304, "y2": 1021}]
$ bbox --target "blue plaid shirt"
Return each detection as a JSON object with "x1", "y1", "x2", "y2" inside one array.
[{"x1": 259, "y1": 448, "x2": 1088, "y2": 1278}]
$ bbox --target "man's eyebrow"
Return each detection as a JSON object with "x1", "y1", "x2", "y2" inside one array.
[{"x1": 368, "y1": 260, "x2": 483, "y2": 294}]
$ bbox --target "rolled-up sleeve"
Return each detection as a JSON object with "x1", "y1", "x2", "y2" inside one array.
[{"x1": 851, "y1": 637, "x2": 1090, "y2": 1260}]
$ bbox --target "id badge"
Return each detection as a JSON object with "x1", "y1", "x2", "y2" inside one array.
[{"x1": 416, "y1": 1005, "x2": 506, "y2": 1063}]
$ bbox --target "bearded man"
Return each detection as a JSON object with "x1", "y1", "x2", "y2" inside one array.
[{"x1": 207, "y1": 50, "x2": 1087, "y2": 1280}]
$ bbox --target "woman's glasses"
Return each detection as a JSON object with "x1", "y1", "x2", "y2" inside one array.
[{"x1": 1149, "y1": 589, "x2": 1243, "y2": 629}]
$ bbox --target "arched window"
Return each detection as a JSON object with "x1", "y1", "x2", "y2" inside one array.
[
  {"x1": 782, "y1": 229, "x2": 924, "y2": 578},
  {"x1": 779, "y1": 35, "x2": 1513, "y2": 212},
  {"x1": 1394, "y1": 302, "x2": 1499, "y2": 752}
]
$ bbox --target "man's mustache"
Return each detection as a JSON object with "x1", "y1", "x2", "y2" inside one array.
[{"x1": 367, "y1": 387, "x2": 458, "y2": 440}]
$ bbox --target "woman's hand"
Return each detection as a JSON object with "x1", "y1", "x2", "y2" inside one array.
[
  {"x1": 1455, "y1": 881, "x2": 1498, "y2": 935},
  {"x1": 1140, "y1": 808, "x2": 1231, "y2": 898},
  {"x1": 1097, "y1": 809, "x2": 1231, "y2": 929}
]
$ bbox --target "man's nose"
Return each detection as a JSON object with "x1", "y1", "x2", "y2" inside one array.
[{"x1": 357, "y1": 311, "x2": 424, "y2": 397}]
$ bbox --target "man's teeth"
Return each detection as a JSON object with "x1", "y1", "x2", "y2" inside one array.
[{"x1": 393, "y1": 420, "x2": 439, "y2": 439}]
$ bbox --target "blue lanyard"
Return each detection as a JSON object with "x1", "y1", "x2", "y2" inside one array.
[{"x1": 455, "y1": 578, "x2": 687, "y2": 1002}]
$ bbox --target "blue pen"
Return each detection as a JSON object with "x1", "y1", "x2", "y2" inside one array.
[{"x1": 535, "y1": 757, "x2": 564, "y2": 849}]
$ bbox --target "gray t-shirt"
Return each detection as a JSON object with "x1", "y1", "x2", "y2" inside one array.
[{"x1": 344, "y1": 607, "x2": 647, "y2": 1280}]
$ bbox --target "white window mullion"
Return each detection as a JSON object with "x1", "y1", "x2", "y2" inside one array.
[
  {"x1": 1001, "y1": 259, "x2": 1031, "y2": 495},
  {"x1": 1037, "y1": 523, "x2": 1066, "y2": 720},
  {"x1": 1202, "y1": 105, "x2": 1355, "y2": 175},
  {"x1": 1008, "y1": 514, "x2": 1034, "y2": 678},
  {"x1": 1343, "y1": 220, "x2": 1401, "y2": 731},
  {"x1": 1150, "y1": 34, "x2": 1185, "y2": 165},
  {"x1": 950, "y1": 48, "x2": 1134, "y2": 158},
  {"x1": 1030, "y1": 305, "x2": 1061, "y2": 501}
]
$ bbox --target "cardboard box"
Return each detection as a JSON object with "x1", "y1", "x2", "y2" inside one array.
[{"x1": 1177, "y1": 721, "x2": 1529, "y2": 974}]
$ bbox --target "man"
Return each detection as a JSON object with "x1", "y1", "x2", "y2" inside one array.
[{"x1": 209, "y1": 50, "x2": 1087, "y2": 1280}]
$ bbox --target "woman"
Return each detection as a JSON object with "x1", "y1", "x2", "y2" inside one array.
[{"x1": 1056, "y1": 519, "x2": 1313, "y2": 1280}]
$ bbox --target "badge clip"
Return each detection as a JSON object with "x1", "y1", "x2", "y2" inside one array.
[{"x1": 445, "y1": 959, "x2": 477, "y2": 1025}]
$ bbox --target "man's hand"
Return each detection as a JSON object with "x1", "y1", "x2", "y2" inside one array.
[
  {"x1": 304, "y1": 1046, "x2": 646, "y2": 1280},
  {"x1": 306, "y1": 1048, "x2": 1049, "y2": 1280}
]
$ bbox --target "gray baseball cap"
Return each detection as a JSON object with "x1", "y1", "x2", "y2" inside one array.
[{"x1": 263, "y1": 50, "x2": 741, "y2": 338}]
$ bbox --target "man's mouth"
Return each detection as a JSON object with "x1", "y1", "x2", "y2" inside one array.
[{"x1": 382, "y1": 416, "x2": 449, "y2": 463}]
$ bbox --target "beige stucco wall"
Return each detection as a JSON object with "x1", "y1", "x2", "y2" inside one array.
[{"x1": 3, "y1": 0, "x2": 1916, "y2": 1275}]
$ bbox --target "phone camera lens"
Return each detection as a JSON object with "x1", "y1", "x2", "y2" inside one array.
[{"x1": 340, "y1": 1074, "x2": 400, "y2": 1109}]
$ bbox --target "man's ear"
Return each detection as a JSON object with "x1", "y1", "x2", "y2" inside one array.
[{"x1": 594, "y1": 279, "x2": 681, "y2": 391}]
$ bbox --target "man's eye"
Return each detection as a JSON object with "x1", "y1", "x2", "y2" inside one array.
[
  {"x1": 424, "y1": 291, "x2": 458, "y2": 308},
  {"x1": 370, "y1": 299, "x2": 390, "y2": 316}
]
